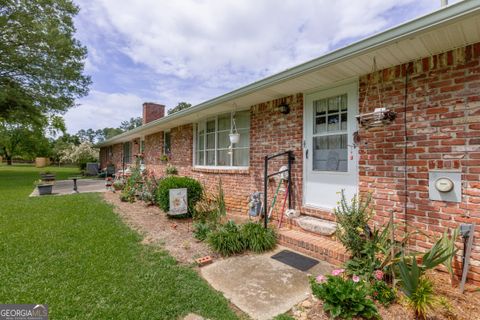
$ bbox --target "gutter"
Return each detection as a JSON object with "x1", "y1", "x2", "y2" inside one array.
[{"x1": 96, "y1": 0, "x2": 480, "y2": 147}]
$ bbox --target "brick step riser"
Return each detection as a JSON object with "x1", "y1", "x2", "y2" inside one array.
[{"x1": 277, "y1": 233, "x2": 348, "y2": 266}]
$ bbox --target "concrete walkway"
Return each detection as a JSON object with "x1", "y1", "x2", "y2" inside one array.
[
  {"x1": 30, "y1": 178, "x2": 107, "y2": 197},
  {"x1": 201, "y1": 246, "x2": 334, "y2": 320}
]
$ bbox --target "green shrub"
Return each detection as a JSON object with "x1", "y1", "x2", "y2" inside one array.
[
  {"x1": 156, "y1": 176, "x2": 203, "y2": 216},
  {"x1": 193, "y1": 222, "x2": 212, "y2": 241},
  {"x1": 369, "y1": 280, "x2": 396, "y2": 307},
  {"x1": 311, "y1": 272, "x2": 379, "y2": 320},
  {"x1": 334, "y1": 190, "x2": 373, "y2": 259},
  {"x1": 139, "y1": 172, "x2": 159, "y2": 205},
  {"x1": 241, "y1": 222, "x2": 276, "y2": 253},
  {"x1": 207, "y1": 221, "x2": 245, "y2": 256},
  {"x1": 397, "y1": 242, "x2": 451, "y2": 320},
  {"x1": 119, "y1": 163, "x2": 143, "y2": 203},
  {"x1": 193, "y1": 178, "x2": 226, "y2": 228},
  {"x1": 404, "y1": 276, "x2": 436, "y2": 320},
  {"x1": 112, "y1": 180, "x2": 125, "y2": 191}
]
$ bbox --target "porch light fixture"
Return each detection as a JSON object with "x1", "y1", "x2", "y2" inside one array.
[{"x1": 278, "y1": 103, "x2": 290, "y2": 114}]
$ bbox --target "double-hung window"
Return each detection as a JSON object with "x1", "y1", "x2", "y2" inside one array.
[
  {"x1": 123, "y1": 142, "x2": 132, "y2": 164},
  {"x1": 195, "y1": 111, "x2": 250, "y2": 167}
]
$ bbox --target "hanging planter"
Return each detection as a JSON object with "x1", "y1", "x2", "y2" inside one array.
[
  {"x1": 229, "y1": 133, "x2": 240, "y2": 144},
  {"x1": 356, "y1": 107, "x2": 397, "y2": 128},
  {"x1": 358, "y1": 57, "x2": 397, "y2": 129},
  {"x1": 229, "y1": 111, "x2": 240, "y2": 144}
]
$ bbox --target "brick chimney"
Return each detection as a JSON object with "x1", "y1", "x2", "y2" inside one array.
[{"x1": 142, "y1": 102, "x2": 165, "y2": 124}]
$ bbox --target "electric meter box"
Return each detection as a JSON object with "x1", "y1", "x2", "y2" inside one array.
[{"x1": 428, "y1": 170, "x2": 462, "y2": 203}]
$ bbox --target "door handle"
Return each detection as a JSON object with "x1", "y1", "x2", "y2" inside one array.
[{"x1": 305, "y1": 149, "x2": 309, "y2": 159}]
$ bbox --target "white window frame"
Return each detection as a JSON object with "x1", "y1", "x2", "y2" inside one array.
[
  {"x1": 193, "y1": 111, "x2": 250, "y2": 169},
  {"x1": 123, "y1": 141, "x2": 132, "y2": 164},
  {"x1": 163, "y1": 130, "x2": 171, "y2": 155}
]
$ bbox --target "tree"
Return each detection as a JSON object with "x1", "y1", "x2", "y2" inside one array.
[
  {"x1": 119, "y1": 117, "x2": 143, "y2": 131},
  {"x1": 76, "y1": 128, "x2": 97, "y2": 143},
  {"x1": 168, "y1": 102, "x2": 192, "y2": 115},
  {"x1": 0, "y1": 0, "x2": 91, "y2": 121},
  {"x1": 60, "y1": 141, "x2": 98, "y2": 169},
  {"x1": 0, "y1": 121, "x2": 48, "y2": 165},
  {"x1": 51, "y1": 133, "x2": 80, "y2": 163},
  {"x1": 96, "y1": 127, "x2": 124, "y2": 142}
]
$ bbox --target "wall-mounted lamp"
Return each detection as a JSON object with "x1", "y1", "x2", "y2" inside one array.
[{"x1": 278, "y1": 103, "x2": 290, "y2": 114}]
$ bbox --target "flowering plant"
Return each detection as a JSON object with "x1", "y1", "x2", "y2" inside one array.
[
  {"x1": 310, "y1": 270, "x2": 379, "y2": 320},
  {"x1": 369, "y1": 278, "x2": 396, "y2": 307}
]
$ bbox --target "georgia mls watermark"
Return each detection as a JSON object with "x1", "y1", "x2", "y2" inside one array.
[{"x1": 0, "y1": 304, "x2": 48, "y2": 320}]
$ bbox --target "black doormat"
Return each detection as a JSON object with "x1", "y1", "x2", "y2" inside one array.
[{"x1": 271, "y1": 250, "x2": 319, "y2": 271}]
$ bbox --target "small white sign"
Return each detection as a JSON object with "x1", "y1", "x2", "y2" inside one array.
[{"x1": 169, "y1": 188, "x2": 188, "y2": 215}]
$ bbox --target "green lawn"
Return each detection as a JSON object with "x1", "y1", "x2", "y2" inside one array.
[{"x1": 0, "y1": 165, "x2": 238, "y2": 319}]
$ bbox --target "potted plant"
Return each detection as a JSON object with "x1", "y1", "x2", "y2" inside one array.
[
  {"x1": 160, "y1": 154, "x2": 169, "y2": 164},
  {"x1": 40, "y1": 171, "x2": 56, "y2": 183},
  {"x1": 105, "y1": 177, "x2": 113, "y2": 188},
  {"x1": 112, "y1": 180, "x2": 125, "y2": 191},
  {"x1": 34, "y1": 180, "x2": 53, "y2": 196},
  {"x1": 165, "y1": 164, "x2": 178, "y2": 175}
]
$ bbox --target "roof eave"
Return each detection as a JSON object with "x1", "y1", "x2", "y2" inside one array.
[{"x1": 96, "y1": 0, "x2": 480, "y2": 147}]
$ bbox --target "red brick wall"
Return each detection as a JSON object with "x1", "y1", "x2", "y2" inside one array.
[
  {"x1": 143, "y1": 102, "x2": 165, "y2": 124},
  {"x1": 101, "y1": 42, "x2": 480, "y2": 284},
  {"x1": 100, "y1": 142, "x2": 133, "y2": 172},
  {"x1": 359, "y1": 43, "x2": 480, "y2": 284},
  {"x1": 141, "y1": 95, "x2": 304, "y2": 215}
]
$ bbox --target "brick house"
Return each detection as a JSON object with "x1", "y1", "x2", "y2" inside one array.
[{"x1": 98, "y1": 2, "x2": 480, "y2": 284}]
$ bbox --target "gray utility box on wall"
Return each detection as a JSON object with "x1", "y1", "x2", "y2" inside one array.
[{"x1": 428, "y1": 170, "x2": 462, "y2": 203}]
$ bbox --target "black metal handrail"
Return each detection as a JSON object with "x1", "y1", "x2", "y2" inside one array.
[{"x1": 263, "y1": 150, "x2": 295, "y2": 228}]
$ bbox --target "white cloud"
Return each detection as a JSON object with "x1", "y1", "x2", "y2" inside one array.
[
  {"x1": 78, "y1": 0, "x2": 439, "y2": 81},
  {"x1": 68, "y1": 0, "x2": 449, "y2": 132},
  {"x1": 65, "y1": 91, "x2": 144, "y2": 133}
]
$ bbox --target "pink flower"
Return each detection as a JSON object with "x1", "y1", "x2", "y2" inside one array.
[
  {"x1": 374, "y1": 270, "x2": 384, "y2": 280},
  {"x1": 331, "y1": 269, "x2": 345, "y2": 276},
  {"x1": 352, "y1": 275, "x2": 360, "y2": 283},
  {"x1": 316, "y1": 275, "x2": 326, "y2": 283}
]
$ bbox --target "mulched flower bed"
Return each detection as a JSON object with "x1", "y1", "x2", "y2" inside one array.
[
  {"x1": 291, "y1": 270, "x2": 480, "y2": 320},
  {"x1": 103, "y1": 191, "x2": 216, "y2": 264}
]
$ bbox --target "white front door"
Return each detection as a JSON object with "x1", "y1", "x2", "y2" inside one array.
[{"x1": 303, "y1": 82, "x2": 359, "y2": 210}]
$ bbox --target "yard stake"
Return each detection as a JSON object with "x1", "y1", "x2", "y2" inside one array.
[{"x1": 278, "y1": 181, "x2": 289, "y2": 229}]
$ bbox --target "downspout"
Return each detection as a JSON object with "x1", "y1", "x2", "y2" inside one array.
[{"x1": 441, "y1": 0, "x2": 448, "y2": 7}]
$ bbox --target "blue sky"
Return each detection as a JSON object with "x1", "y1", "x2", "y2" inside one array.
[{"x1": 65, "y1": 0, "x2": 455, "y2": 133}]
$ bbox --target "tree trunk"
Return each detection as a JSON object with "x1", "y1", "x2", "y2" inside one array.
[{"x1": 6, "y1": 155, "x2": 12, "y2": 165}]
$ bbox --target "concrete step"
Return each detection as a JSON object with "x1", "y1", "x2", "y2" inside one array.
[
  {"x1": 277, "y1": 228, "x2": 348, "y2": 266},
  {"x1": 294, "y1": 216, "x2": 337, "y2": 236}
]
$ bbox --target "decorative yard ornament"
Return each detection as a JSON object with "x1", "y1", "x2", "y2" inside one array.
[
  {"x1": 285, "y1": 209, "x2": 299, "y2": 218},
  {"x1": 248, "y1": 191, "x2": 263, "y2": 217},
  {"x1": 357, "y1": 57, "x2": 397, "y2": 128}
]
